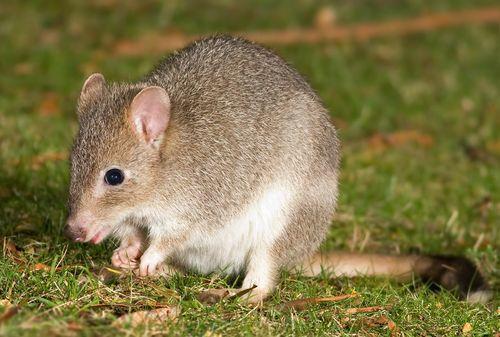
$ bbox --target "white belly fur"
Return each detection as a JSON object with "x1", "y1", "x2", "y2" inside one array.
[{"x1": 172, "y1": 181, "x2": 293, "y2": 275}]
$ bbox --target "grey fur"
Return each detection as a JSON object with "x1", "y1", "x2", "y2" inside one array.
[
  {"x1": 69, "y1": 35, "x2": 339, "y2": 296},
  {"x1": 141, "y1": 36, "x2": 340, "y2": 268}
]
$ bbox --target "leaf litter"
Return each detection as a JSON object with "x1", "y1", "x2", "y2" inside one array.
[{"x1": 112, "y1": 306, "x2": 180, "y2": 328}]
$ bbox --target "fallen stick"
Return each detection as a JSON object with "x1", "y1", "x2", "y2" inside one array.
[
  {"x1": 281, "y1": 293, "x2": 359, "y2": 311},
  {"x1": 112, "y1": 7, "x2": 500, "y2": 56},
  {"x1": 345, "y1": 305, "x2": 390, "y2": 314}
]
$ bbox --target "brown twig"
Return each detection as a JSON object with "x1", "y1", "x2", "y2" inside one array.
[
  {"x1": 86, "y1": 302, "x2": 172, "y2": 309},
  {"x1": 345, "y1": 305, "x2": 390, "y2": 314},
  {"x1": 281, "y1": 293, "x2": 359, "y2": 311},
  {"x1": 112, "y1": 7, "x2": 500, "y2": 56}
]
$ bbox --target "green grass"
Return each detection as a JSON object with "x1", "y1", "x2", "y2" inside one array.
[{"x1": 0, "y1": 1, "x2": 499, "y2": 336}]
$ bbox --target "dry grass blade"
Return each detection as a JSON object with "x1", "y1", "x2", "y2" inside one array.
[
  {"x1": 281, "y1": 293, "x2": 358, "y2": 311},
  {"x1": 94, "y1": 266, "x2": 124, "y2": 284},
  {"x1": 112, "y1": 306, "x2": 180, "y2": 328},
  {"x1": 229, "y1": 285, "x2": 258, "y2": 299}
]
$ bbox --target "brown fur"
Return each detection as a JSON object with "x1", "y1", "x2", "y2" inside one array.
[{"x1": 297, "y1": 252, "x2": 491, "y2": 302}]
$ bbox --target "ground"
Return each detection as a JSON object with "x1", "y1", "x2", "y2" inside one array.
[{"x1": 0, "y1": 1, "x2": 498, "y2": 336}]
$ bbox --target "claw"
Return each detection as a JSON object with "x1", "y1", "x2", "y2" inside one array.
[
  {"x1": 138, "y1": 250, "x2": 165, "y2": 277},
  {"x1": 111, "y1": 243, "x2": 142, "y2": 269}
]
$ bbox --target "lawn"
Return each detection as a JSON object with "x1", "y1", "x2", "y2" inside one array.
[{"x1": 0, "y1": 1, "x2": 499, "y2": 336}]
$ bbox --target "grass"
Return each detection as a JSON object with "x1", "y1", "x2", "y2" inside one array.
[{"x1": 0, "y1": 1, "x2": 499, "y2": 336}]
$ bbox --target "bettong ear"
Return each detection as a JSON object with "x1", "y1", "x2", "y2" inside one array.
[
  {"x1": 129, "y1": 86, "x2": 171, "y2": 145},
  {"x1": 80, "y1": 73, "x2": 106, "y2": 98}
]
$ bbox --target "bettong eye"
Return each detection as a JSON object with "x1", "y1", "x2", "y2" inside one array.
[{"x1": 104, "y1": 168, "x2": 124, "y2": 186}]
